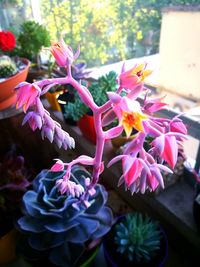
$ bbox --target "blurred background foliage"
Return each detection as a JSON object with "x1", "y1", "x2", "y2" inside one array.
[
  {"x1": 40, "y1": 0, "x2": 200, "y2": 66},
  {"x1": 0, "y1": 0, "x2": 199, "y2": 67}
]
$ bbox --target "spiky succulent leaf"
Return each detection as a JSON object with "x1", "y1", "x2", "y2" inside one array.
[
  {"x1": 0, "y1": 58, "x2": 17, "y2": 78},
  {"x1": 114, "y1": 213, "x2": 162, "y2": 263}
]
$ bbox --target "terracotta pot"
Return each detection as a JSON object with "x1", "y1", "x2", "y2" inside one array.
[
  {"x1": 0, "y1": 58, "x2": 30, "y2": 110},
  {"x1": 0, "y1": 229, "x2": 17, "y2": 264},
  {"x1": 78, "y1": 114, "x2": 96, "y2": 144}
]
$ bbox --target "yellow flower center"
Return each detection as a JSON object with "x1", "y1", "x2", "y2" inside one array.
[{"x1": 121, "y1": 111, "x2": 147, "y2": 137}]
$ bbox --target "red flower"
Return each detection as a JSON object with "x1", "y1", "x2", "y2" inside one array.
[{"x1": 0, "y1": 31, "x2": 16, "y2": 52}]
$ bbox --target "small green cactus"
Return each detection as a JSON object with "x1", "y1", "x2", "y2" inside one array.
[
  {"x1": 114, "y1": 213, "x2": 162, "y2": 263},
  {"x1": 0, "y1": 58, "x2": 17, "y2": 78}
]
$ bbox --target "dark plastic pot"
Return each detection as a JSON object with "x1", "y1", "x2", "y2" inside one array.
[
  {"x1": 183, "y1": 164, "x2": 200, "y2": 229},
  {"x1": 79, "y1": 245, "x2": 99, "y2": 267},
  {"x1": 193, "y1": 185, "x2": 200, "y2": 229},
  {"x1": 103, "y1": 216, "x2": 168, "y2": 267},
  {"x1": 78, "y1": 114, "x2": 96, "y2": 144}
]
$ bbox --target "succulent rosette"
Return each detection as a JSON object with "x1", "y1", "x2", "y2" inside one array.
[{"x1": 17, "y1": 165, "x2": 113, "y2": 266}]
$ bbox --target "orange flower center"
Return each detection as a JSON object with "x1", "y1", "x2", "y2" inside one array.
[
  {"x1": 123, "y1": 113, "x2": 137, "y2": 125},
  {"x1": 121, "y1": 111, "x2": 148, "y2": 137}
]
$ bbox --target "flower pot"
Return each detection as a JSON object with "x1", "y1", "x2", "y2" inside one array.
[
  {"x1": 79, "y1": 245, "x2": 100, "y2": 267},
  {"x1": 45, "y1": 91, "x2": 63, "y2": 111},
  {"x1": 103, "y1": 216, "x2": 168, "y2": 267},
  {"x1": 22, "y1": 243, "x2": 100, "y2": 267},
  {"x1": 0, "y1": 229, "x2": 17, "y2": 264},
  {"x1": 0, "y1": 58, "x2": 30, "y2": 110},
  {"x1": 78, "y1": 114, "x2": 96, "y2": 144},
  {"x1": 26, "y1": 67, "x2": 48, "y2": 83},
  {"x1": 193, "y1": 184, "x2": 200, "y2": 229}
]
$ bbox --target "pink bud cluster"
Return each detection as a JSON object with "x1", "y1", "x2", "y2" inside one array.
[{"x1": 16, "y1": 83, "x2": 75, "y2": 150}]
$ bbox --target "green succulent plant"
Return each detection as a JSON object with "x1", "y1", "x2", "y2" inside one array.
[
  {"x1": 114, "y1": 213, "x2": 162, "y2": 263},
  {"x1": 88, "y1": 71, "x2": 118, "y2": 106},
  {"x1": 64, "y1": 71, "x2": 118, "y2": 121},
  {"x1": 0, "y1": 58, "x2": 17, "y2": 78},
  {"x1": 17, "y1": 20, "x2": 50, "y2": 62}
]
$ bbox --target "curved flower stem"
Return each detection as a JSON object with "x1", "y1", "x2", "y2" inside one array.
[
  {"x1": 91, "y1": 110, "x2": 105, "y2": 185},
  {"x1": 36, "y1": 67, "x2": 113, "y2": 195},
  {"x1": 98, "y1": 85, "x2": 122, "y2": 114},
  {"x1": 36, "y1": 77, "x2": 70, "y2": 88}
]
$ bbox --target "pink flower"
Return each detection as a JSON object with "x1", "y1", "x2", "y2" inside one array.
[
  {"x1": 51, "y1": 159, "x2": 65, "y2": 172},
  {"x1": 16, "y1": 82, "x2": 41, "y2": 112},
  {"x1": 119, "y1": 63, "x2": 152, "y2": 90},
  {"x1": 140, "y1": 163, "x2": 172, "y2": 193},
  {"x1": 122, "y1": 156, "x2": 143, "y2": 187},
  {"x1": 22, "y1": 111, "x2": 42, "y2": 131},
  {"x1": 170, "y1": 119, "x2": 187, "y2": 135},
  {"x1": 50, "y1": 38, "x2": 80, "y2": 66},
  {"x1": 108, "y1": 151, "x2": 171, "y2": 194},
  {"x1": 152, "y1": 134, "x2": 178, "y2": 168},
  {"x1": 108, "y1": 93, "x2": 148, "y2": 137},
  {"x1": 144, "y1": 96, "x2": 168, "y2": 113}
]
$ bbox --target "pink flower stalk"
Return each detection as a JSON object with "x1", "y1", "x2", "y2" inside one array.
[
  {"x1": 15, "y1": 38, "x2": 188, "y2": 203},
  {"x1": 21, "y1": 99, "x2": 75, "y2": 150},
  {"x1": 16, "y1": 82, "x2": 41, "y2": 112}
]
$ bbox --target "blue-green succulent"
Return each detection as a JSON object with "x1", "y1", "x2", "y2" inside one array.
[
  {"x1": 114, "y1": 212, "x2": 162, "y2": 263},
  {"x1": 17, "y1": 165, "x2": 113, "y2": 266}
]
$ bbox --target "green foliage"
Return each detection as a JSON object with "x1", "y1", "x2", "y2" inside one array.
[
  {"x1": 64, "y1": 95, "x2": 88, "y2": 122},
  {"x1": 88, "y1": 71, "x2": 118, "y2": 106},
  {"x1": 0, "y1": 57, "x2": 17, "y2": 78},
  {"x1": 17, "y1": 21, "x2": 50, "y2": 62},
  {"x1": 114, "y1": 213, "x2": 162, "y2": 263},
  {"x1": 64, "y1": 71, "x2": 118, "y2": 121}
]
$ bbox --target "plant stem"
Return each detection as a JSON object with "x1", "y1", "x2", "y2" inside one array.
[{"x1": 37, "y1": 70, "x2": 109, "y2": 192}]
